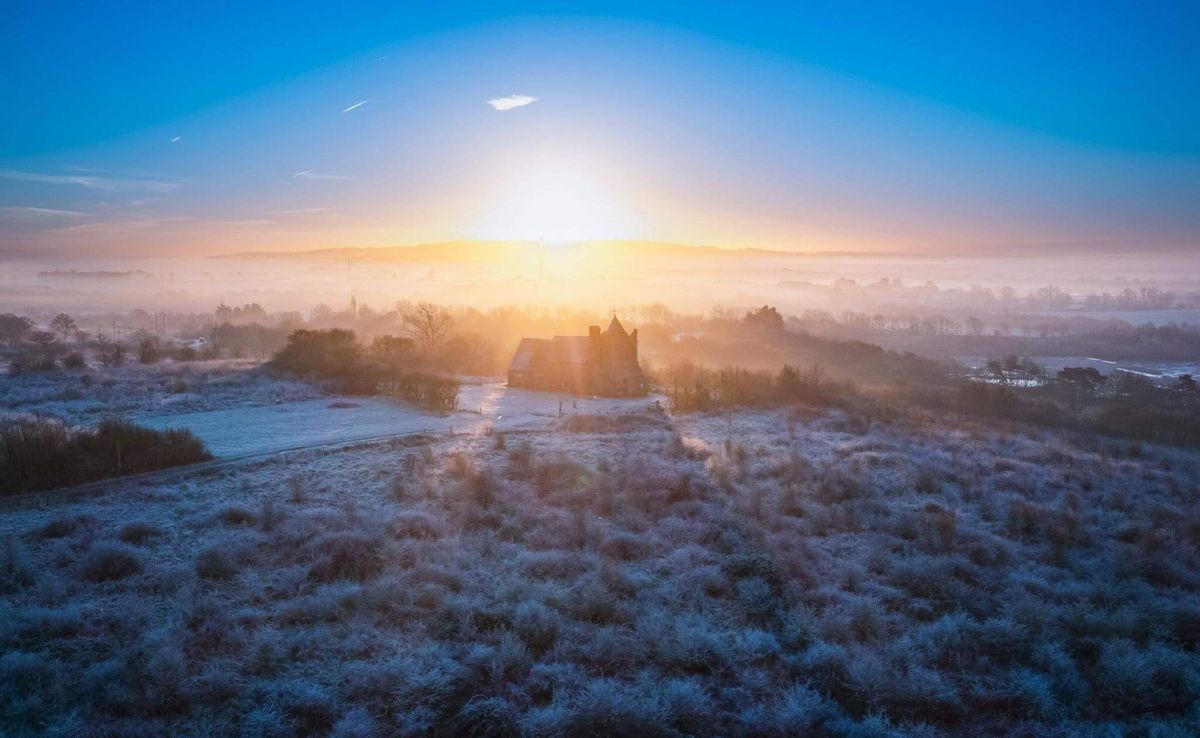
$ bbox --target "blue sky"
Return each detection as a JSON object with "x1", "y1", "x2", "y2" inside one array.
[{"x1": 1, "y1": 1, "x2": 1197, "y2": 256}]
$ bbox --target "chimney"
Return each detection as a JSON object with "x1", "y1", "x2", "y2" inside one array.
[{"x1": 589, "y1": 325, "x2": 601, "y2": 338}]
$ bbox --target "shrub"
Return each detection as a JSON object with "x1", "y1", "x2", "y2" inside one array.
[
  {"x1": 38, "y1": 514, "x2": 96, "y2": 539},
  {"x1": 195, "y1": 546, "x2": 238, "y2": 580},
  {"x1": 271, "y1": 328, "x2": 363, "y2": 379},
  {"x1": 455, "y1": 696, "x2": 521, "y2": 738},
  {"x1": 0, "y1": 414, "x2": 211, "y2": 495},
  {"x1": 215, "y1": 504, "x2": 257, "y2": 526},
  {"x1": 287, "y1": 474, "x2": 309, "y2": 503},
  {"x1": 467, "y1": 467, "x2": 498, "y2": 509},
  {"x1": 533, "y1": 460, "x2": 589, "y2": 497},
  {"x1": 722, "y1": 553, "x2": 784, "y2": 595},
  {"x1": 118, "y1": 521, "x2": 163, "y2": 545},
  {"x1": 258, "y1": 499, "x2": 283, "y2": 532},
  {"x1": 1006, "y1": 499, "x2": 1041, "y2": 540},
  {"x1": 331, "y1": 707, "x2": 379, "y2": 738},
  {"x1": 308, "y1": 531, "x2": 385, "y2": 582},
  {"x1": 562, "y1": 679, "x2": 674, "y2": 737},
  {"x1": 277, "y1": 681, "x2": 339, "y2": 735},
  {"x1": 389, "y1": 511, "x2": 441, "y2": 539},
  {"x1": 816, "y1": 467, "x2": 867, "y2": 504},
  {"x1": 512, "y1": 602, "x2": 560, "y2": 653},
  {"x1": 138, "y1": 339, "x2": 159, "y2": 364},
  {"x1": 915, "y1": 467, "x2": 942, "y2": 494},
  {"x1": 506, "y1": 442, "x2": 535, "y2": 480},
  {"x1": 95, "y1": 342, "x2": 126, "y2": 367},
  {"x1": 600, "y1": 532, "x2": 654, "y2": 561},
  {"x1": 390, "y1": 372, "x2": 460, "y2": 411},
  {"x1": 567, "y1": 577, "x2": 627, "y2": 625},
  {"x1": 0, "y1": 538, "x2": 34, "y2": 593},
  {"x1": 79, "y1": 543, "x2": 142, "y2": 582},
  {"x1": 61, "y1": 352, "x2": 85, "y2": 369},
  {"x1": 271, "y1": 328, "x2": 459, "y2": 408}
]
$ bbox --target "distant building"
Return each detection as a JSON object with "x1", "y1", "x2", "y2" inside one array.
[{"x1": 508, "y1": 316, "x2": 643, "y2": 396}]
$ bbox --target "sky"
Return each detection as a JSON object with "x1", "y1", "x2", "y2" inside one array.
[{"x1": 1, "y1": 1, "x2": 1198, "y2": 258}]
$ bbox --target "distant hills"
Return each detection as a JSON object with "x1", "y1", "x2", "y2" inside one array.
[{"x1": 215, "y1": 241, "x2": 873, "y2": 263}]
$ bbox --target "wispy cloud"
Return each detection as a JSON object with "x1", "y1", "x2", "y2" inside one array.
[
  {"x1": 291, "y1": 169, "x2": 350, "y2": 181},
  {"x1": 0, "y1": 169, "x2": 178, "y2": 194},
  {"x1": 342, "y1": 99, "x2": 368, "y2": 113},
  {"x1": 47, "y1": 216, "x2": 194, "y2": 236},
  {"x1": 0, "y1": 206, "x2": 87, "y2": 218},
  {"x1": 267, "y1": 207, "x2": 334, "y2": 215},
  {"x1": 488, "y1": 94, "x2": 538, "y2": 111}
]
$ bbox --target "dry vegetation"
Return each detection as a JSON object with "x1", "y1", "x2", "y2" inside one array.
[
  {"x1": 1, "y1": 401, "x2": 1198, "y2": 736},
  {"x1": 0, "y1": 359, "x2": 321, "y2": 425},
  {"x1": 0, "y1": 415, "x2": 212, "y2": 495}
]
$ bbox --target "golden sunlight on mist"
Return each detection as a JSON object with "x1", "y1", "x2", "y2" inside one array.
[{"x1": 467, "y1": 159, "x2": 643, "y2": 244}]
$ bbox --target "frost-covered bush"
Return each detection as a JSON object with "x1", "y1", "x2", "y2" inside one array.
[
  {"x1": 512, "y1": 602, "x2": 560, "y2": 653},
  {"x1": 78, "y1": 543, "x2": 142, "y2": 582},
  {"x1": 195, "y1": 545, "x2": 239, "y2": 580},
  {"x1": 307, "y1": 531, "x2": 385, "y2": 582},
  {"x1": 118, "y1": 520, "x2": 163, "y2": 545},
  {"x1": 0, "y1": 413, "x2": 211, "y2": 494}
]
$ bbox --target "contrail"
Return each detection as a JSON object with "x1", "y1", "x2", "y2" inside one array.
[{"x1": 342, "y1": 100, "x2": 368, "y2": 113}]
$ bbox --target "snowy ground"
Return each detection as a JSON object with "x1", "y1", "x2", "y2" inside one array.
[
  {"x1": 3, "y1": 361, "x2": 665, "y2": 459},
  {"x1": 134, "y1": 382, "x2": 664, "y2": 458}
]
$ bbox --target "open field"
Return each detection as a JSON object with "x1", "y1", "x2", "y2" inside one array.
[
  {"x1": 2, "y1": 363, "x2": 1198, "y2": 735},
  {"x1": 133, "y1": 382, "x2": 655, "y2": 458},
  {"x1": 0, "y1": 360, "x2": 323, "y2": 425},
  {"x1": 1, "y1": 360, "x2": 661, "y2": 458}
]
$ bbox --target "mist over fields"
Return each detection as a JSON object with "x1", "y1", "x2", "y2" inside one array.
[{"x1": 4, "y1": 244, "x2": 1198, "y2": 317}]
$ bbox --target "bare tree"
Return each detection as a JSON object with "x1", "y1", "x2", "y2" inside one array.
[
  {"x1": 50, "y1": 313, "x2": 77, "y2": 341},
  {"x1": 402, "y1": 302, "x2": 453, "y2": 354}
]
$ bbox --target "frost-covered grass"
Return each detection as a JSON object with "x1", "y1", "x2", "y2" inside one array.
[
  {"x1": 0, "y1": 359, "x2": 321, "y2": 424},
  {"x1": 0, "y1": 405, "x2": 1198, "y2": 736}
]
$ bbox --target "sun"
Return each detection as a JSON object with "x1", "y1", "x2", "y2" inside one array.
[{"x1": 469, "y1": 159, "x2": 641, "y2": 244}]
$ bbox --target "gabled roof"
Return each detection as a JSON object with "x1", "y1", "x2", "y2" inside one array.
[
  {"x1": 509, "y1": 335, "x2": 594, "y2": 370},
  {"x1": 508, "y1": 337, "x2": 551, "y2": 372},
  {"x1": 605, "y1": 316, "x2": 627, "y2": 336}
]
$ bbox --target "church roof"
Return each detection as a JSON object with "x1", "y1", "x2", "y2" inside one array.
[
  {"x1": 509, "y1": 319, "x2": 635, "y2": 373},
  {"x1": 509, "y1": 335, "x2": 592, "y2": 371},
  {"x1": 508, "y1": 338, "x2": 551, "y2": 372},
  {"x1": 605, "y1": 316, "x2": 627, "y2": 336}
]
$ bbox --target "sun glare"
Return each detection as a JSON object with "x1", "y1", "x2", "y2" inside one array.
[{"x1": 469, "y1": 161, "x2": 641, "y2": 244}]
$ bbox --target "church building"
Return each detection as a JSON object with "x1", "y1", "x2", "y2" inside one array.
[{"x1": 507, "y1": 316, "x2": 643, "y2": 396}]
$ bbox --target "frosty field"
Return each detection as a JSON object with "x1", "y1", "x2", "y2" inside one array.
[
  {"x1": 131, "y1": 382, "x2": 652, "y2": 458},
  {"x1": 2, "y1": 361, "x2": 661, "y2": 459},
  {"x1": 1, "y1": 363, "x2": 1198, "y2": 736}
]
